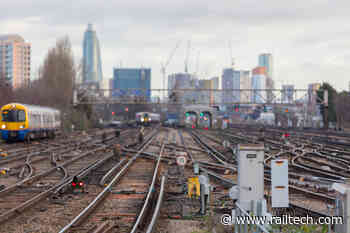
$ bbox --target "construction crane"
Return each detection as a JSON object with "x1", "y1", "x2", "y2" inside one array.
[
  {"x1": 228, "y1": 40, "x2": 234, "y2": 69},
  {"x1": 185, "y1": 40, "x2": 191, "y2": 73},
  {"x1": 161, "y1": 41, "x2": 181, "y2": 100},
  {"x1": 195, "y1": 50, "x2": 200, "y2": 76}
]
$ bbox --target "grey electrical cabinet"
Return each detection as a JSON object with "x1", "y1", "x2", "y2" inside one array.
[
  {"x1": 271, "y1": 159, "x2": 289, "y2": 208},
  {"x1": 237, "y1": 144, "x2": 265, "y2": 211}
]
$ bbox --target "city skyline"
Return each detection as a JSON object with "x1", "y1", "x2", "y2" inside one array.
[{"x1": 0, "y1": 1, "x2": 349, "y2": 91}]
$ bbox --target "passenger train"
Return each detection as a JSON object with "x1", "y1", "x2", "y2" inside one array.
[
  {"x1": 0, "y1": 103, "x2": 61, "y2": 142},
  {"x1": 135, "y1": 112, "x2": 160, "y2": 126}
]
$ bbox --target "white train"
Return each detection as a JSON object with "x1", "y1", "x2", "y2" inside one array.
[
  {"x1": 135, "y1": 112, "x2": 160, "y2": 126},
  {"x1": 1, "y1": 103, "x2": 61, "y2": 141}
]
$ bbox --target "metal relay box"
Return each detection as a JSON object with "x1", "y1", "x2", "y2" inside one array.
[
  {"x1": 271, "y1": 159, "x2": 289, "y2": 208},
  {"x1": 237, "y1": 144, "x2": 265, "y2": 211}
]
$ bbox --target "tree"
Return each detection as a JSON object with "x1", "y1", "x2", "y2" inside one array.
[
  {"x1": 0, "y1": 73, "x2": 14, "y2": 106},
  {"x1": 335, "y1": 91, "x2": 350, "y2": 129},
  {"x1": 317, "y1": 82, "x2": 337, "y2": 129},
  {"x1": 13, "y1": 36, "x2": 76, "y2": 110},
  {"x1": 39, "y1": 36, "x2": 75, "y2": 109}
]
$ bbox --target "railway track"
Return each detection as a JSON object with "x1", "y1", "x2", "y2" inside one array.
[
  {"x1": 0, "y1": 128, "x2": 139, "y2": 232},
  {"x1": 57, "y1": 128, "x2": 164, "y2": 233}
]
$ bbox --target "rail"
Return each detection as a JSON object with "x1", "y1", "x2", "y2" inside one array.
[
  {"x1": 58, "y1": 130, "x2": 157, "y2": 233},
  {"x1": 235, "y1": 202, "x2": 270, "y2": 233},
  {"x1": 146, "y1": 175, "x2": 166, "y2": 233},
  {"x1": 130, "y1": 142, "x2": 165, "y2": 233}
]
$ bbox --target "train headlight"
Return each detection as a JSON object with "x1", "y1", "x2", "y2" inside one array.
[
  {"x1": 141, "y1": 118, "x2": 144, "y2": 122},
  {"x1": 149, "y1": 118, "x2": 151, "y2": 121},
  {"x1": 1, "y1": 125, "x2": 5, "y2": 129},
  {"x1": 19, "y1": 125, "x2": 24, "y2": 129}
]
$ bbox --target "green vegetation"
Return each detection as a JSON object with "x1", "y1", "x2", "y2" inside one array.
[{"x1": 317, "y1": 82, "x2": 337, "y2": 128}]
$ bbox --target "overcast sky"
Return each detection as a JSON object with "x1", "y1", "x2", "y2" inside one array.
[{"x1": 1, "y1": 0, "x2": 349, "y2": 91}]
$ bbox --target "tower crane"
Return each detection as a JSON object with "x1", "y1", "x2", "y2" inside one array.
[
  {"x1": 185, "y1": 40, "x2": 191, "y2": 73},
  {"x1": 195, "y1": 50, "x2": 200, "y2": 76},
  {"x1": 228, "y1": 40, "x2": 235, "y2": 69},
  {"x1": 161, "y1": 41, "x2": 181, "y2": 100}
]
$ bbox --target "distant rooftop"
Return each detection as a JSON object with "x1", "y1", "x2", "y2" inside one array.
[
  {"x1": 87, "y1": 23, "x2": 94, "y2": 31},
  {"x1": 0, "y1": 34, "x2": 25, "y2": 43}
]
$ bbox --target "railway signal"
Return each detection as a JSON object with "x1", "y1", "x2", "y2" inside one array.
[
  {"x1": 234, "y1": 104, "x2": 239, "y2": 112},
  {"x1": 112, "y1": 112, "x2": 115, "y2": 115},
  {"x1": 263, "y1": 105, "x2": 267, "y2": 112},
  {"x1": 285, "y1": 108, "x2": 289, "y2": 113},
  {"x1": 200, "y1": 113, "x2": 204, "y2": 117},
  {"x1": 72, "y1": 176, "x2": 84, "y2": 188}
]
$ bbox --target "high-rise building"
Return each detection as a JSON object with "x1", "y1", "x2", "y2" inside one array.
[
  {"x1": 258, "y1": 53, "x2": 273, "y2": 79},
  {"x1": 0, "y1": 34, "x2": 31, "y2": 89},
  {"x1": 251, "y1": 67, "x2": 266, "y2": 103},
  {"x1": 168, "y1": 73, "x2": 197, "y2": 104},
  {"x1": 210, "y1": 77, "x2": 220, "y2": 105},
  {"x1": 258, "y1": 53, "x2": 274, "y2": 103},
  {"x1": 82, "y1": 24, "x2": 103, "y2": 86},
  {"x1": 240, "y1": 71, "x2": 251, "y2": 103},
  {"x1": 282, "y1": 85, "x2": 294, "y2": 103},
  {"x1": 112, "y1": 68, "x2": 151, "y2": 101},
  {"x1": 222, "y1": 68, "x2": 250, "y2": 105}
]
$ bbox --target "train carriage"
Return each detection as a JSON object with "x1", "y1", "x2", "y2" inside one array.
[
  {"x1": 135, "y1": 112, "x2": 160, "y2": 126},
  {"x1": 0, "y1": 103, "x2": 61, "y2": 142}
]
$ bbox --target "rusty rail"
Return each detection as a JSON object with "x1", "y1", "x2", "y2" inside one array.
[{"x1": 58, "y1": 130, "x2": 157, "y2": 233}]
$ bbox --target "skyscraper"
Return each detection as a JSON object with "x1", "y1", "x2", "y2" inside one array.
[
  {"x1": 168, "y1": 73, "x2": 197, "y2": 104},
  {"x1": 251, "y1": 67, "x2": 266, "y2": 103},
  {"x1": 222, "y1": 68, "x2": 250, "y2": 105},
  {"x1": 112, "y1": 68, "x2": 151, "y2": 101},
  {"x1": 210, "y1": 77, "x2": 220, "y2": 105},
  {"x1": 258, "y1": 53, "x2": 273, "y2": 79},
  {"x1": 258, "y1": 53, "x2": 274, "y2": 103},
  {"x1": 82, "y1": 24, "x2": 103, "y2": 86},
  {"x1": 0, "y1": 34, "x2": 31, "y2": 89}
]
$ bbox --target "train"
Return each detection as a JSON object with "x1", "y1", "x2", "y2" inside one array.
[
  {"x1": 0, "y1": 103, "x2": 61, "y2": 142},
  {"x1": 135, "y1": 112, "x2": 160, "y2": 126}
]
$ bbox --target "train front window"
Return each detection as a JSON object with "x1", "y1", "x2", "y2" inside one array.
[
  {"x1": 1, "y1": 110, "x2": 26, "y2": 122},
  {"x1": 18, "y1": 110, "x2": 26, "y2": 122}
]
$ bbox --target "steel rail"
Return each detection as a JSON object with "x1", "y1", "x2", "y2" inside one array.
[
  {"x1": 292, "y1": 153, "x2": 346, "y2": 180},
  {"x1": 0, "y1": 145, "x2": 107, "y2": 197},
  {"x1": 99, "y1": 158, "x2": 127, "y2": 187},
  {"x1": 58, "y1": 131, "x2": 157, "y2": 233},
  {"x1": 178, "y1": 129, "x2": 194, "y2": 162},
  {"x1": 198, "y1": 166, "x2": 236, "y2": 188},
  {"x1": 130, "y1": 142, "x2": 165, "y2": 233},
  {"x1": 54, "y1": 153, "x2": 116, "y2": 194},
  {"x1": 145, "y1": 175, "x2": 166, "y2": 233},
  {"x1": 189, "y1": 131, "x2": 227, "y2": 165},
  {"x1": 0, "y1": 146, "x2": 109, "y2": 223}
]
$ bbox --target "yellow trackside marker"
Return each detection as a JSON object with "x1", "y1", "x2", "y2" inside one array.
[
  {"x1": 0, "y1": 170, "x2": 6, "y2": 175},
  {"x1": 188, "y1": 177, "x2": 200, "y2": 198}
]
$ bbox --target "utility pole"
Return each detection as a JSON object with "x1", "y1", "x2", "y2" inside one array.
[{"x1": 323, "y1": 90, "x2": 329, "y2": 129}]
